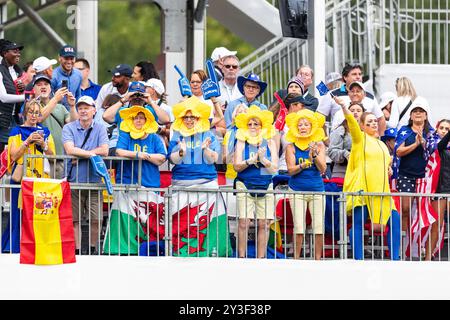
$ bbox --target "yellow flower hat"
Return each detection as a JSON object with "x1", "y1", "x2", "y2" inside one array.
[
  {"x1": 119, "y1": 105, "x2": 159, "y2": 139},
  {"x1": 235, "y1": 105, "x2": 275, "y2": 145},
  {"x1": 285, "y1": 109, "x2": 326, "y2": 150},
  {"x1": 172, "y1": 96, "x2": 211, "y2": 137}
]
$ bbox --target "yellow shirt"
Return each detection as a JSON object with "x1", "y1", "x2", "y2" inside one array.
[
  {"x1": 343, "y1": 113, "x2": 395, "y2": 225},
  {"x1": 8, "y1": 133, "x2": 56, "y2": 179},
  {"x1": 223, "y1": 131, "x2": 237, "y2": 180}
]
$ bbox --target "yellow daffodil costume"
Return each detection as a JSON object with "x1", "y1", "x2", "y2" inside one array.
[
  {"x1": 119, "y1": 106, "x2": 159, "y2": 139},
  {"x1": 285, "y1": 109, "x2": 326, "y2": 150},
  {"x1": 172, "y1": 96, "x2": 211, "y2": 137},
  {"x1": 235, "y1": 105, "x2": 275, "y2": 145}
]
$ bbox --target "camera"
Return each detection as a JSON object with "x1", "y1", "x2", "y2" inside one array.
[{"x1": 279, "y1": 0, "x2": 309, "y2": 39}]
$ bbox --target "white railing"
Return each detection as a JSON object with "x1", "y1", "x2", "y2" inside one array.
[{"x1": 242, "y1": 0, "x2": 450, "y2": 106}]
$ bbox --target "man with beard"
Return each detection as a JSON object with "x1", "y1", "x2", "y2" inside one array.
[
  {"x1": 51, "y1": 45, "x2": 82, "y2": 111},
  {"x1": 95, "y1": 64, "x2": 132, "y2": 110},
  {"x1": 0, "y1": 40, "x2": 26, "y2": 153}
]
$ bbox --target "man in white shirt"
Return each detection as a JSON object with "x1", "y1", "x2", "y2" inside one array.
[
  {"x1": 218, "y1": 55, "x2": 243, "y2": 106},
  {"x1": 317, "y1": 63, "x2": 386, "y2": 136}
]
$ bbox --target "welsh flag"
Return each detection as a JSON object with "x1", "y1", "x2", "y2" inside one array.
[
  {"x1": 171, "y1": 183, "x2": 233, "y2": 257},
  {"x1": 102, "y1": 190, "x2": 165, "y2": 255},
  {"x1": 20, "y1": 178, "x2": 76, "y2": 265}
]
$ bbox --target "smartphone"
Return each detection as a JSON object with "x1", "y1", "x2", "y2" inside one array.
[
  {"x1": 61, "y1": 80, "x2": 68, "y2": 88},
  {"x1": 36, "y1": 129, "x2": 44, "y2": 136},
  {"x1": 24, "y1": 90, "x2": 34, "y2": 100}
]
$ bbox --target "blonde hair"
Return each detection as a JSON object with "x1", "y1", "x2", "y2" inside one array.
[
  {"x1": 395, "y1": 77, "x2": 417, "y2": 100},
  {"x1": 23, "y1": 99, "x2": 41, "y2": 121}
]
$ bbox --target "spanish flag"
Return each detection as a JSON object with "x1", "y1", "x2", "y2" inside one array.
[{"x1": 20, "y1": 178, "x2": 76, "y2": 264}]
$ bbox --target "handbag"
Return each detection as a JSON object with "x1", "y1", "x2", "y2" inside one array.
[{"x1": 11, "y1": 163, "x2": 24, "y2": 183}]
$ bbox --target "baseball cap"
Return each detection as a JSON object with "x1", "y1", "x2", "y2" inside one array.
[
  {"x1": 348, "y1": 81, "x2": 365, "y2": 91},
  {"x1": 76, "y1": 95, "x2": 96, "y2": 108},
  {"x1": 32, "y1": 56, "x2": 57, "y2": 73},
  {"x1": 325, "y1": 72, "x2": 342, "y2": 85},
  {"x1": 410, "y1": 96, "x2": 430, "y2": 115},
  {"x1": 32, "y1": 74, "x2": 51, "y2": 86},
  {"x1": 59, "y1": 45, "x2": 77, "y2": 57},
  {"x1": 144, "y1": 78, "x2": 165, "y2": 95},
  {"x1": 379, "y1": 91, "x2": 396, "y2": 110},
  {"x1": 1, "y1": 40, "x2": 24, "y2": 52},
  {"x1": 210, "y1": 47, "x2": 237, "y2": 62},
  {"x1": 128, "y1": 81, "x2": 146, "y2": 94},
  {"x1": 108, "y1": 64, "x2": 133, "y2": 77}
]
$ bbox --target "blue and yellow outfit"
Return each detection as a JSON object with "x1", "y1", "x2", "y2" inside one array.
[
  {"x1": 285, "y1": 110, "x2": 326, "y2": 235},
  {"x1": 2, "y1": 125, "x2": 55, "y2": 253},
  {"x1": 116, "y1": 106, "x2": 166, "y2": 188},
  {"x1": 169, "y1": 96, "x2": 219, "y2": 184},
  {"x1": 234, "y1": 106, "x2": 276, "y2": 220}
]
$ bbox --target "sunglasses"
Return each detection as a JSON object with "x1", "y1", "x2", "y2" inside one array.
[
  {"x1": 224, "y1": 64, "x2": 239, "y2": 70},
  {"x1": 182, "y1": 116, "x2": 198, "y2": 121}
]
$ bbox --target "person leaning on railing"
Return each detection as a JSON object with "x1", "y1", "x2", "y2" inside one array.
[
  {"x1": 334, "y1": 96, "x2": 401, "y2": 260},
  {"x1": 2, "y1": 98, "x2": 55, "y2": 253},
  {"x1": 62, "y1": 95, "x2": 109, "y2": 255},
  {"x1": 285, "y1": 110, "x2": 327, "y2": 260},
  {"x1": 233, "y1": 106, "x2": 278, "y2": 259},
  {"x1": 115, "y1": 106, "x2": 166, "y2": 188}
]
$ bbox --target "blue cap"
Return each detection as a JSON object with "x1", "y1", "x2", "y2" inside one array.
[
  {"x1": 108, "y1": 64, "x2": 133, "y2": 77},
  {"x1": 381, "y1": 128, "x2": 397, "y2": 142},
  {"x1": 128, "y1": 81, "x2": 146, "y2": 93},
  {"x1": 128, "y1": 81, "x2": 145, "y2": 93},
  {"x1": 59, "y1": 45, "x2": 76, "y2": 57}
]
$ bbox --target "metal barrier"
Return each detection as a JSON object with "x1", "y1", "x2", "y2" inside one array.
[{"x1": 1, "y1": 154, "x2": 449, "y2": 261}]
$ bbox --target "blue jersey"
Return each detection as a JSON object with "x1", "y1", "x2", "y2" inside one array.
[
  {"x1": 116, "y1": 131, "x2": 166, "y2": 188},
  {"x1": 237, "y1": 140, "x2": 273, "y2": 189},
  {"x1": 288, "y1": 145, "x2": 324, "y2": 192},
  {"x1": 168, "y1": 131, "x2": 219, "y2": 181}
]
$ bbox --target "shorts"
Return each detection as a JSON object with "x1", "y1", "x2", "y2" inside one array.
[
  {"x1": 396, "y1": 176, "x2": 417, "y2": 193},
  {"x1": 236, "y1": 180, "x2": 274, "y2": 220},
  {"x1": 289, "y1": 190, "x2": 325, "y2": 235},
  {"x1": 71, "y1": 189, "x2": 103, "y2": 223}
]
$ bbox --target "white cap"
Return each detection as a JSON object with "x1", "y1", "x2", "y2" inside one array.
[
  {"x1": 410, "y1": 96, "x2": 430, "y2": 115},
  {"x1": 379, "y1": 91, "x2": 396, "y2": 110},
  {"x1": 348, "y1": 81, "x2": 365, "y2": 91},
  {"x1": 32, "y1": 56, "x2": 57, "y2": 73},
  {"x1": 210, "y1": 47, "x2": 237, "y2": 62},
  {"x1": 144, "y1": 78, "x2": 165, "y2": 96},
  {"x1": 325, "y1": 72, "x2": 341, "y2": 85},
  {"x1": 76, "y1": 95, "x2": 96, "y2": 108}
]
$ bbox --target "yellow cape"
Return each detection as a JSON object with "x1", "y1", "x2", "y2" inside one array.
[
  {"x1": 235, "y1": 105, "x2": 275, "y2": 145},
  {"x1": 119, "y1": 105, "x2": 159, "y2": 139},
  {"x1": 285, "y1": 109, "x2": 326, "y2": 150},
  {"x1": 172, "y1": 96, "x2": 211, "y2": 137}
]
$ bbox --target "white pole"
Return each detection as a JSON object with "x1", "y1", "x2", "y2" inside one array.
[{"x1": 308, "y1": 0, "x2": 326, "y2": 96}]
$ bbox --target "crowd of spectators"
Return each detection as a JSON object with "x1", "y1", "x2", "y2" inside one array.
[{"x1": 1, "y1": 38, "x2": 448, "y2": 260}]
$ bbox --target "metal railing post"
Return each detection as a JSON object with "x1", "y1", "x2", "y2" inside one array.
[{"x1": 338, "y1": 192, "x2": 347, "y2": 259}]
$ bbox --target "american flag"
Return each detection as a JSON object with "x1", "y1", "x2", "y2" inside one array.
[{"x1": 404, "y1": 150, "x2": 444, "y2": 258}]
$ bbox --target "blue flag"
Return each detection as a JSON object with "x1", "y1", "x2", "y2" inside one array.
[
  {"x1": 174, "y1": 65, "x2": 192, "y2": 97},
  {"x1": 316, "y1": 81, "x2": 332, "y2": 97},
  {"x1": 90, "y1": 155, "x2": 113, "y2": 195}
]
